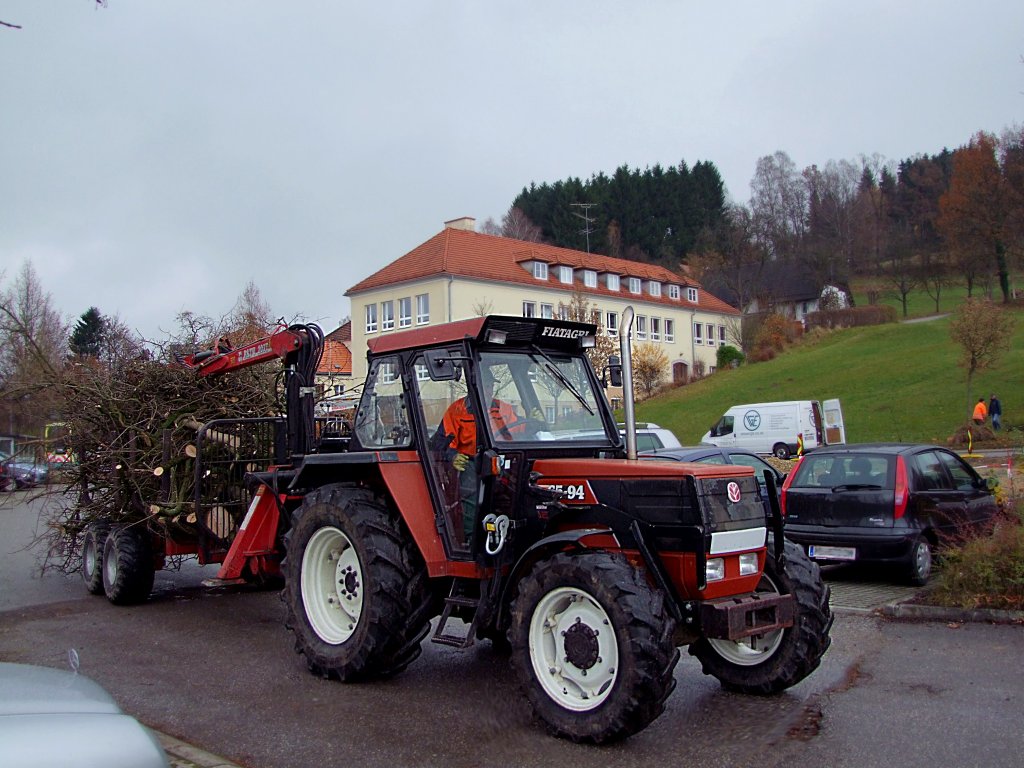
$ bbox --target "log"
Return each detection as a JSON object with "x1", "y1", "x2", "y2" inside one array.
[
  {"x1": 203, "y1": 505, "x2": 235, "y2": 539},
  {"x1": 183, "y1": 444, "x2": 197, "y2": 458}
]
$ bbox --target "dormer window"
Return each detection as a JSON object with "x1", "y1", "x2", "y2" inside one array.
[
  {"x1": 686, "y1": 286, "x2": 698, "y2": 303},
  {"x1": 647, "y1": 281, "x2": 661, "y2": 297},
  {"x1": 629, "y1": 277, "x2": 642, "y2": 294},
  {"x1": 606, "y1": 274, "x2": 620, "y2": 291},
  {"x1": 559, "y1": 265, "x2": 573, "y2": 284},
  {"x1": 668, "y1": 284, "x2": 680, "y2": 300},
  {"x1": 533, "y1": 262, "x2": 548, "y2": 280},
  {"x1": 583, "y1": 270, "x2": 597, "y2": 288}
]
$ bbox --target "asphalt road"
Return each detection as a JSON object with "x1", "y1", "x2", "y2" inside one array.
[{"x1": 2, "y1": 491, "x2": 1022, "y2": 768}]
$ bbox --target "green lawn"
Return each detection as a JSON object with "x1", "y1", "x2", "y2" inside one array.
[{"x1": 635, "y1": 307, "x2": 1024, "y2": 447}]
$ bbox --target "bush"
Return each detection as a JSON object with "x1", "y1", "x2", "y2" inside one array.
[
  {"x1": 716, "y1": 344, "x2": 745, "y2": 369},
  {"x1": 925, "y1": 504, "x2": 1024, "y2": 611},
  {"x1": 805, "y1": 305, "x2": 897, "y2": 330}
]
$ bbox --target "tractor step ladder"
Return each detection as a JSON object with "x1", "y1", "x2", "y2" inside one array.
[{"x1": 431, "y1": 583, "x2": 481, "y2": 648}]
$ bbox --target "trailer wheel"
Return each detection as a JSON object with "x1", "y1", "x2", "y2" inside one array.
[
  {"x1": 102, "y1": 526, "x2": 155, "y2": 605},
  {"x1": 690, "y1": 537, "x2": 832, "y2": 694},
  {"x1": 81, "y1": 522, "x2": 111, "y2": 595},
  {"x1": 283, "y1": 485, "x2": 429, "y2": 681},
  {"x1": 509, "y1": 551, "x2": 679, "y2": 743}
]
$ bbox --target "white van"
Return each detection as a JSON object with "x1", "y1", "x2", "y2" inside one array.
[{"x1": 701, "y1": 400, "x2": 845, "y2": 459}]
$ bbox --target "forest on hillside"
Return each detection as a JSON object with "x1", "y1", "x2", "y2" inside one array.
[{"x1": 481, "y1": 127, "x2": 1024, "y2": 315}]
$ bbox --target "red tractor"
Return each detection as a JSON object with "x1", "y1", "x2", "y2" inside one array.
[{"x1": 92, "y1": 313, "x2": 833, "y2": 742}]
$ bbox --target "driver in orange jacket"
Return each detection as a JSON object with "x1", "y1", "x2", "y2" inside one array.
[{"x1": 439, "y1": 369, "x2": 541, "y2": 539}]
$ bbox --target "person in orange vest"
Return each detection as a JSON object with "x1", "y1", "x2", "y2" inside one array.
[
  {"x1": 972, "y1": 397, "x2": 988, "y2": 425},
  {"x1": 439, "y1": 368, "x2": 540, "y2": 539}
]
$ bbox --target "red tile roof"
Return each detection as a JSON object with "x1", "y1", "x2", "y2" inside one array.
[
  {"x1": 318, "y1": 337, "x2": 352, "y2": 376},
  {"x1": 346, "y1": 227, "x2": 738, "y2": 315},
  {"x1": 326, "y1": 322, "x2": 351, "y2": 342}
]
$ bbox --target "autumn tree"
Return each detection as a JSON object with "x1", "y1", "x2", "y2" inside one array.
[
  {"x1": 948, "y1": 298, "x2": 1015, "y2": 418},
  {"x1": 631, "y1": 342, "x2": 669, "y2": 400},
  {"x1": 558, "y1": 289, "x2": 616, "y2": 379},
  {"x1": 938, "y1": 132, "x2": 1021, "y2": 302}
]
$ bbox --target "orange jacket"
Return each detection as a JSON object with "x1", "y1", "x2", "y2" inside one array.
[
  {"x1": 973, "y1": 400, "x2": 988, "y2": 421},
  {"x1": 441, "y1": 397, "x2": 521, "y2": 455}
]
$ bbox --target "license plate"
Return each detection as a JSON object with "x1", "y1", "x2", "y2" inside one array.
[{"x1": 808, "y1": 545, "x2": 857, "y2": 561}]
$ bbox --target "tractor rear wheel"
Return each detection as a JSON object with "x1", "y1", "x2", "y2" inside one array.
[
  {"x1": 509, "y1": 551, "x2": 679, "y2": 743},
  {"x1": 101, "y1": 526, "x2": 155, "y2": 605},
  {"x1": 690, "y1": 537, "x2": 832, "y2": 694},
  {"x1": 283, "y1": 485, "x2": 430, "y2": 681},
  {"x1": 81, "y1": 522, "x2": 111, "y2": 595}
]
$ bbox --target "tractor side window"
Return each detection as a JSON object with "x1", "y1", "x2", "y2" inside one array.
[{"x1": 354, "y1": 357, "x2": 412, "y2": 449}]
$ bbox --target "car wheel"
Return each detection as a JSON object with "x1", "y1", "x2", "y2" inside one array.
[
  {"x1": 772, "y1": 443, "x2": 791, "y2": 460},
  {"x1": 906, "y1": 535, "x2": 932, "y2": 586}
]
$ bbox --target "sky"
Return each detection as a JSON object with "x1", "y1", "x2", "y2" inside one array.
[{"x1": 2, "y1": 1, "x2": 1022, "y2": 342}]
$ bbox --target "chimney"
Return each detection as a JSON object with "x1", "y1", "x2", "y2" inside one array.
[{"x1": 444, "y1": 216, "x2": 476, "y2": 232}]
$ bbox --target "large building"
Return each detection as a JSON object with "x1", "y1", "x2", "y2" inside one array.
[{"x1": 345, "y1": 217, "x2": 740, "y2": 383}]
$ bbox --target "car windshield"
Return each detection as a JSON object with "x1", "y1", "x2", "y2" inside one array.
[
  {"x1": 791, "y1": 453, "x2": 893, "y2": 489},
  {"x1": 478, "y1": 350, "x2": 611, "y2": 444}
]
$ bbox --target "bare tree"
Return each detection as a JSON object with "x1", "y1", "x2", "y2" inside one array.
[
  {"x1": 750, "y1": 151, "x2": 807, "y2": 261},
  {"x1": 948, "y1": 298, "x2": 1015, "y2": 417},
  {"x1": 500, "y1": 206, "x2": 543, "y2": 242},
  {"x1": 557, "y1": 290, "x2": 616, "y2": 378}
]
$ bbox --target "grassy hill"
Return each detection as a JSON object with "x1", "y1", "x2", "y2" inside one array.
[{"x1": 634, "y1": 307, "x2": 1024, "y2": 447}]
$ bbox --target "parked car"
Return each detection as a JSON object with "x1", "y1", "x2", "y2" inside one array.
[
  {"x1": 780, "y1": 444, "x2": 998, "y2": 585},
  {"x1": 0, "y1": 661, "x2": 169, "y2": 767},
  {"x1": 0, "y1": 452, "x2": 49, "y2": 488},
  {"x1": 640, "y1": 445, "x2": 786, "y2": 515},
  {"x1": 619, "y1": 422, "x2": 683, "y2": 451}
]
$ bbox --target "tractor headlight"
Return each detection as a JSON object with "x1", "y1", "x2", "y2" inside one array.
[
  {"x1": 705, "y1": 558, "x2": 725, "y2": 582},
  {"x1": 739, "y1": 552, "x2": 759, "y2": 576}
]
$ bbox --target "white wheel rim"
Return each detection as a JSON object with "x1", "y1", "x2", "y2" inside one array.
[
  {"x1": 915, "y1": 542, "x2": 932, "y2": 580},
  {"x1": 707, "y1": 572, "x2": 786, "y2": 665},
  {"x1": 84, "y1": 537, "x2": 98, "y2": 579},
  {"x1": 528, "y1": 586, "x2": 619, "y2": 711},
  {"x1": 301, "y1": 525, "x2": 363, "y2": 645},
  {"x1": 103, "y1": 542, "x2": 118, "y2": 585}
]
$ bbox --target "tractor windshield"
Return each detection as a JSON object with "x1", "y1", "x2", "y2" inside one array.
[{"x1": 478, "y1": 351, "x2": 612, "y2": 445}]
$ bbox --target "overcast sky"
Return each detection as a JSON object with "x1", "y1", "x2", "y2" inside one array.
[{"x1": 2, "y1": 1, "x2": 1021, "y2": 342}]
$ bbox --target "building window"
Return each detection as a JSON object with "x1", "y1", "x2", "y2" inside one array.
[
  {"x1": 694, "y1": 322, "x2": 703, "y2": 344},
  {"x1": 380, "y1": 362, "x2": 397, "y2": 384},
  {"x1": 650, "y1": 317, "x2": 661, "y2": 342},
  {"x1": 558, "y1": 305, "x2": 569, "y2": 321},
  {"x1": 664, "y1": 318, "x2": 675, "y2": 342},
  {"x1": 719, "y1": 326, "x2": 727, "y2": 345},
  {"x1": 636, "y1": 315, "x2": 647, "y2": 340},
  {"x1": 398, "y1": 297, "x2": 412, "y2": 328},
  {"x1": 668, "y1": 284, "x2": 680, "y2": 300},
  {"x1": 381, "y1": 300, "x2": 394, "y2": 331},
  {"x1": 365, "y1": 304, "x2": 378, "y2": 334},
  {"x1": 414, "y1": 364, "x2": 430, "y2": 382},
  {"x1": 629, "y1": 277, "x2": 642, "y2": 294},
  {"x1": 606, "y1": 311, "x2": 618, "y2": 337},
  {"x1": 559, "y1": 265, "x2": 573, "y2": 284},
  {"x1": 522, "y1": 301, "x2": 536, "y2": 318},
  {"x1": 606, "y1": 274, "x2": 620, "y2": 291},
  {"x1": 648, "y1": 281, "x2": 661, "y2": 297},
  {"x1": 545, "y1": 405, "x2": 557, "y2": 422},
  {"x1": 686, "y1": 287, "x2": 698, "y2": 303},
  {"x1": 540, "y1": 303, "x2": 554, "y2": 319},
  {"x1": 583, "y1": 270, "x2": 597, "y2": 288},
  {"x1": 706, "y1": 323, "x2": 716, "y2": 346},
  {"x1": 533, "y1": 262, "x2": 548, "y2": 279},
  {"x1": 415, "y1": 293, "x2": 429, "y2": 325}
]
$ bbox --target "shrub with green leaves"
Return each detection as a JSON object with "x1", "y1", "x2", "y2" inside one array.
[{"x1": 716, "y1": 344, "x2": 745, "y2": 369}]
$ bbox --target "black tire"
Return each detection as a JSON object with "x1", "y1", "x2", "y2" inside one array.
[
  {"x1": 102, "y1": 526, "x2": 155, "y2": 605},
  {"x1": 509, "y1": 551, "x2": 679, "y2": 744},
  {"x1": 81, "y1": 522, "x2": 111, "y2": 595},
  {"x1": 282, "y1": 485, "x2": 430, "y2": 682},
  {"x1": 905, "y1": 534, "x2": 933, "y2": 586},
  {"x1": 690, "y1": 537, "x2": 832, "y2": 695},
  {"x1": 772, "y1": 443, "x2": 791, "y2": 460}
]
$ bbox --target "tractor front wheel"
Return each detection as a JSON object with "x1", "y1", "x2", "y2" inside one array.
[
  {"x1": 283, "y1": 485, "x2": 429, "y2": 681},
  {"x1": 509, "y1": 551, "x2": 679, "y2": 743},
  {"x1": 690, "y1": 537, "x2": 832, "y2": 694}
]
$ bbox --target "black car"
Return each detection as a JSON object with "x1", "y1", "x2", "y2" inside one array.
[
  {"x1": 780, "y1": 444, "x2": 998, "y2": 585},
  {"x1": 640, "y1": 445, "x2": 786, "y2": 515}
]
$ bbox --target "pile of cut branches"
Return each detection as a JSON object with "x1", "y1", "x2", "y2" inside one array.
[{"x1": 44, "y1": 354, "x2": 280, "y2": 574}]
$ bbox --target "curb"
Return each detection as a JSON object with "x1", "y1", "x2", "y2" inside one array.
[
  {"x1": 157, "y1": 733, "x2": 243, "y2": 768},
  {"x1": 879, "y1": 600, "x2": 1024, "y2": 624}
]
